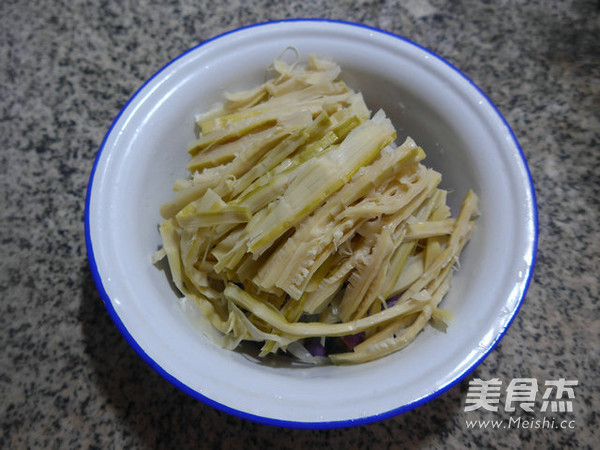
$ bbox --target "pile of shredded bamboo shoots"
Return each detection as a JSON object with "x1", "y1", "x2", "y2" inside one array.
[{"x1": 153, "y1": 53, "x2": 478, "y2": 364}]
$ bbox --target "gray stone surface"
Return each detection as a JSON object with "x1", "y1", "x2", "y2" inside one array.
[{"x1": 1, "y1": 0, "x2": 598, "y2": 448}]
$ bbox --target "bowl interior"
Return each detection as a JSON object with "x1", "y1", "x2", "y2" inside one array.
[{"x1": 86, "y1": 20, "x2": 536, "y2": 427}]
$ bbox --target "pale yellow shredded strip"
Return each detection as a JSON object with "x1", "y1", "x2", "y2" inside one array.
[{"x1": 155, "y1": 53, "x2": 478, "y2": 365}]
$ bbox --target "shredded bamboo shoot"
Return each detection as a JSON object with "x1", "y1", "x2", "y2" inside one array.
[{"x1": 154, "y1": 53, "x2": 478, "y2": 365}]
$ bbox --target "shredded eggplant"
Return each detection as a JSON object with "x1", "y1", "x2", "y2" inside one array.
[{"x1": 154, "y1": 54, "x2": 479, "y2": 365}]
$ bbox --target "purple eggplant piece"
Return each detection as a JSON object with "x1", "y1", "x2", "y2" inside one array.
[
  {"x1": 341, "y1": 332, "x2": 365, "y2": 350},
  {"x1": 306, "y1": 338, "x2": 327, "y2": 356}
]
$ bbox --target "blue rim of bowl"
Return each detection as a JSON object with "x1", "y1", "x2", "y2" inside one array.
[{"x1": 84, "y1": 18, "x2": 538, "y2": 429}]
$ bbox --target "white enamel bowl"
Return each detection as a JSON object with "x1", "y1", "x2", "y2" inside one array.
[{"x1": 85, "y1": 20, "x2": 537, "y2": 428}]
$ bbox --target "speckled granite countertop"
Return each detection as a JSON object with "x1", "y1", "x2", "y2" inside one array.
[{"x1": 1, "y1": 0, "x2": 598, "y2": 448}]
